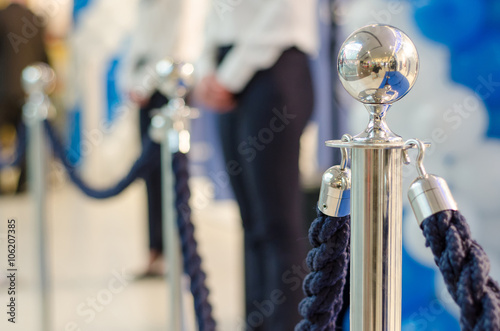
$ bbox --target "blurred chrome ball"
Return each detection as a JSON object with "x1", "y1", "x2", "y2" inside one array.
[
  {"x1": 156, "y1": 58, "x2": 195, "y2": 99},
  {"x1": 338, "y1": 24, "x2": 419, "y2": 104},
  {"x1": 21, "y1": 62, "x2": 56, "y2": 95}
]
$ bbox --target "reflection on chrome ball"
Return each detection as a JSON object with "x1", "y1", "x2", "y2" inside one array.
[
  {"x1": 22, "y1": 63, "x2": 56, "y2": 95},
  {"x1": 338, "y1": 24, "x2": 419, "y2": 104}
]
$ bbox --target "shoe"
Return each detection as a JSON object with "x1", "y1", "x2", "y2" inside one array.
[{"x1": 134, "y1": 270, "x2": 165, "y2": 281}]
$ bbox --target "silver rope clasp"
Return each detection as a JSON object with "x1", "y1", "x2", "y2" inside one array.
[
  {"x1": 405, "y1": 138, "x2": 458, "y2": 226},
  {"x1": 318, "y1": 134, "x2": 352, "y2": 217}
]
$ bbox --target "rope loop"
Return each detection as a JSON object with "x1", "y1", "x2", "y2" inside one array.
[{"x1": 44, "y1": 119, "x2": 160, "y2": 199}]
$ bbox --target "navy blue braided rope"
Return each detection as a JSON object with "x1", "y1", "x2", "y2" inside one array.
[
  {"x1": 172, "y1": 152, "x2": 216, "y2": 331},
  {"x1": 0, "y1": 123, "x2": 26, "y2": 169},
  {"x1": 296, "y1": 209, "x2": 350, "y2": 331},
  {"x1": 44, "y1": 119, "x2": 160, "y2": 199},
  {"x1": 421, "y1": 210, "x2": 500, "y2": 330}
]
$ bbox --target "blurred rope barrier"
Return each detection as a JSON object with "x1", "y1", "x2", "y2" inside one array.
[
  {"x1": 173, "y1": 152, "x2": 216, "y2": 331},
  {"x1": 0, "y1": 123, "x2": 26, "y2": 169},
  {"x1": 23, "y1": 61, "x2": 215, "y2": 331},
  {"x1": 44, "y1": 117, "x2": 217, "y2": 329},
  {"x1": 43, "y1": 119, "x2": 160, "y2": 198},
  {"x1": 296, "y1": 211, "x2": 350, "y2": 331},
  {"x1": 43, "y1": 111, "x2": 217, "y2": 330}
]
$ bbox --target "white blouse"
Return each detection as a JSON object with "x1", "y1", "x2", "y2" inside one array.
[
  {"x1": 198, "y1": 0, "x2": 319, "y2": 93},
  {"x1": 121, "y1": 0, "x2": 208, "y2": 96}
]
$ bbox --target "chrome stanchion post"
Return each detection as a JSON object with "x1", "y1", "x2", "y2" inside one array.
[
  {"x1": 332, "y1": 24, "x2": 420, "y2": 331},
  {"x1": 149, "y1": 59, "x2": 195, "y2": 331},
  {"x1": 22, "y1": 63, "x2": 56, "y2": 331}
]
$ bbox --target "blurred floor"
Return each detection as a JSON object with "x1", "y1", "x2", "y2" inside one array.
[{"x1": 0, "y1": 175, "x2": 244, "y2": 331}]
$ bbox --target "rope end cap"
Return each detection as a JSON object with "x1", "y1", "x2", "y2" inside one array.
[
  {"x1": 408, "y1": 174, "x2": 458, "y2": 226},
  {"x1": 318, "y1": 165, "x2": 351, "y2": 217}
]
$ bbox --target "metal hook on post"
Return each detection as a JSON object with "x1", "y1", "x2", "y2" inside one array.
[
  {"x1": 339, "y1": 134, "x2": 351, "y2": 171},
  {"x1": 404, "y1": 138, "x2": 427, "y2": 178},
  {"x1": 405, "y1": 138, "x2": 458, "y2": 226}
]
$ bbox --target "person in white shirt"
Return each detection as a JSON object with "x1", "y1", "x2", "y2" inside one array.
[{"x1": 194, "y1": 0, "x2": 319, "y2": 329}]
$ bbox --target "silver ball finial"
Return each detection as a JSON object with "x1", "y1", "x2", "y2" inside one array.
[
  {"x1": 155, "y1": 58, "x2": 195, "y2": 99},
  {"x1": 21, "y1": 62, "x2": 56, "y2": 95},
  {"x1": 337, "y1": 24, "x2": 419, "y2": 143},
  {"x1": 21, "y1": 63, "x2": 56, "y2": 122},
  {"x1": 338, "y1": 24, "x2": 419, "y2": 105}
]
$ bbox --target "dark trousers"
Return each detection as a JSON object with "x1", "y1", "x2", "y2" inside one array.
[
  {"x1": 140, "y1": 91, "x2": 168, "y2": 252},
  {"x1": 217, "y1": 47, "x2": 314, "y2": 330}
]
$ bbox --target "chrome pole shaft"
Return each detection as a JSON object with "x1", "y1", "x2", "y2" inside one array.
[
  {"x1": 350, "y1": 147, "x2": 403, "y2": 331},
  {"x1": 336, "y1": 24, "x2": 420, "y2": 331},
  {"x1": 26, "y1": 109, "x2": 50, "y2": 331},
  {"x1": 161, "y1": 121, "x2": 183, "y2": 331},
  {"x1": 22, "y1": 63, "x2": 55, "y2": 331}
]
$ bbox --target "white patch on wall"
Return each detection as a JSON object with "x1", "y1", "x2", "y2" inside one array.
[{"x1": 68, "y1": 0, "x2": 141, "y2": 186}]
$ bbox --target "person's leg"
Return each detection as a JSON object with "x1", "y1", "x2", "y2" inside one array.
[
  {"x1": 218, "y1": 110, "x2": 270, "y2": 323},
  {"x1": 216, "y1": 46, "x2": 274, "y2": 322},
  {"x1": 7, "y1": 103, "x2": 26, "y2": 193},
  {"x1": 234, "y1": 48, "x2": 314, "y2": 330},
  {"x1": 145, "y1": 163, "x2": 163, "y2": 254},
  {"x1": 140, "y1": 91, "x2": 168, "y2": 273},
  {"x1": 216, "y1": 44, "x2": 314, "y2": 329},
  {"x1": 218, "y1": 111, "x2": 255, "y2": 227}
]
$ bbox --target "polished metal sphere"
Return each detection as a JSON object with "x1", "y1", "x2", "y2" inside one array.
[
  {"x1": 156, "y1": 58, "x2": 195, "y2": 99},
  {"x1": 21, "y1": 62, "x2": 56, "y2": 95},
  {"x1": 338, "y1": 24, "x2": 419, "y2": 104}
]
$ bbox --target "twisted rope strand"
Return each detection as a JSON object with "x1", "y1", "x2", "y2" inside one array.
[
  {"x1": 421, "y1": 210, "x2": 500, "y2": 331},
  {"x1": 296, "y1": 210, "x2": 350, "y2": 331},
  {"x1": 45, "y1": 119, "x2": 216, "y2": 328},
  {"x1": 173, "y1": 152, "x2": 216, "y2": 331}
]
